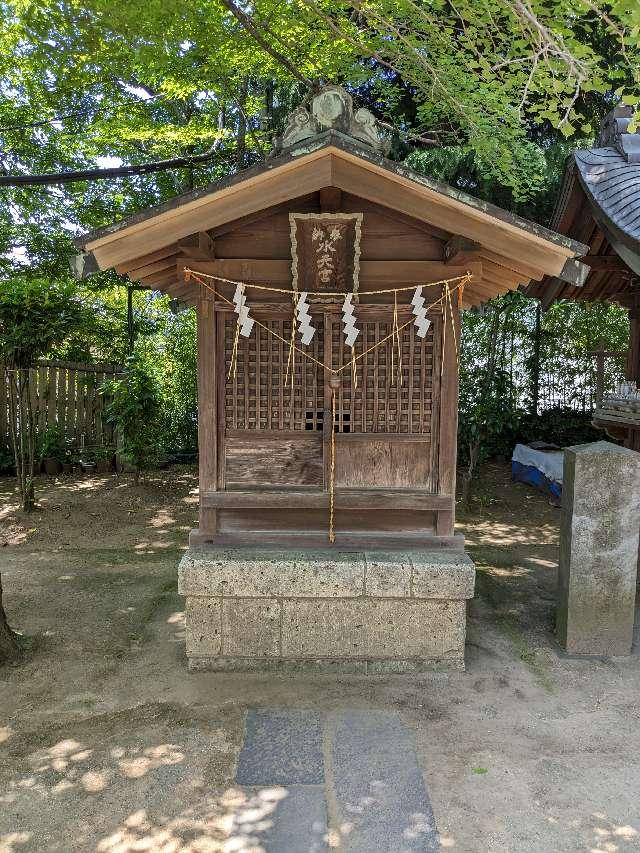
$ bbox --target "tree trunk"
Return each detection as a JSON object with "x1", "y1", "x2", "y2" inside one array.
[
  {"x1": 0, "y1": 574, "x2": 20, "y2": 665},
  {"x1": 530, "y1": 301, "x2": 541, "y2": 416},
  {"x1": 460, "y1": 438, "x2": 481, "y2": 508},
  {"x1": 236, "y1": 77, "x2": 248, "y2": 170},
  {"x1": 7, "y1": 367, "x2": 37, "y2": 511},
  {"x1": 462, "y1": 303, "x2": 503, "y2": 507}
]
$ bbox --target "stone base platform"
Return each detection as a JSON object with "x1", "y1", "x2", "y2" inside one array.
[{"x1": 178, "y1": 549, "x2": 475, "y2": 673}]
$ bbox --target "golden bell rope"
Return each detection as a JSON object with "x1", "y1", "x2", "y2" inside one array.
[
  {"x1": 227, "y1": 318, "x2": 241, "y2": 382},
  {"x1": 329, "y1": 382, "x2": 337, "y2": 543}
]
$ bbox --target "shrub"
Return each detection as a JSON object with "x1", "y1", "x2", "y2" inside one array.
[{"x1": 103, "y1": 355, "x2": 163, "y2": 481}]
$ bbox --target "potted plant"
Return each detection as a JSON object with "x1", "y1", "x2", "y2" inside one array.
[
  {"x1": 37, "y1": 426, "x2": 66, "y2": 476},
  {"x1": 93, "y1": 445, "x2": 115, "y2": 474},
  {"x1": 79, "y1": 448, "x2": 97, "y2": 474},
  {"x1": 61, "y1": 441, "x2": 76, "y2": 475}
]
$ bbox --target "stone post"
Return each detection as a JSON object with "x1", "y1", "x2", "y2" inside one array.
[{"x1": 557, "y1": 440, "x2": 640, "y2": 655}]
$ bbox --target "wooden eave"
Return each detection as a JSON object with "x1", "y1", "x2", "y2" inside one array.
[
  {"x1": 526, "y1": 158, "x2": 640, "y2": 309},
  {"x1": 75, "y1": 132, "x2": 588, "y2": 308}
]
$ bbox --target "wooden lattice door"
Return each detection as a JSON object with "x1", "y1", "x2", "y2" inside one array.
[
  {"x1": 222, "y1": 315, "x2": 326, "y2": 487},
  {"x1": 221, "y1": 309, "x2": 440, "y2": 492},
  {"x1": 327, "y1": 313, "x2": 440, "y2": 490}
]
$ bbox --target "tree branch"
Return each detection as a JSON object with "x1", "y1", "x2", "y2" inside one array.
[
  {"x1": 218, "y1": 0, "x2": 314, "y2": 88},
  {"x1": 0, "y1": 143, "x2": 231, "y2": 186}
]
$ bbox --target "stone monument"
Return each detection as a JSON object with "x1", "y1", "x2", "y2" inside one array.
[{"x1": 557, "y1": 440, "x2": 640, "y2": 655}]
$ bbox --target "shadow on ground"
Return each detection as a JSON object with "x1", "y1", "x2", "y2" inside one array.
[{"x1": 1, "y1": 463, "x2": 639, "y2": 852}]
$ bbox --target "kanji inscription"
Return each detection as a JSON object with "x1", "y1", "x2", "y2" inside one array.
[{"x1": 290, "y1": 212, "x2": 363, "y2": 295}]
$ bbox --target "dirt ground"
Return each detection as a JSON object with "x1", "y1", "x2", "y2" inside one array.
[{"x1": 0, "y1": 464, "x2": 639, "y2": 853}]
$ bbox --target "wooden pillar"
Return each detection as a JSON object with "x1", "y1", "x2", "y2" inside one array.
[
  {"x1": 436, "y1": 291, "x2": 460, "y2": 535},
  {"x1": 627, "y1": 293, "x2": 640, "y2": 385},
  {"x1": 196, "y1": 291, "x2": 218, "y2": 534}
]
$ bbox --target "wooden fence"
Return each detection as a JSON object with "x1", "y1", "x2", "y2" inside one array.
[{"x1": 1, "y1": 360, "x2": 123, "y2": 448}]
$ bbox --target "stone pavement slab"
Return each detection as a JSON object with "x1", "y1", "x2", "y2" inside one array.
[
  {"x1": 234, "y1": 707, "x2": 439, "y2": 851},
  {"x1": 329, "y1": 710, "x2": 439, "y2": 852},
  {"x1": 236, "y1": 708, "x2": 324, "y2": 785},
  {"x1": 230, "y1": 785, "x2": 328, "y2": 853}
]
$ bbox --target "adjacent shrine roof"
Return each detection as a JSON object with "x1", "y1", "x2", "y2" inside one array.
[
  {"x1": 74, "y1": 86, "x2": 589, "y2": 309},
  {"x1": 527, "y1": 106, "x2": 640, "y2": 308}
]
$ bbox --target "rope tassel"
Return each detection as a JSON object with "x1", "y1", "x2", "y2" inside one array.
[{"x1": 328, "y1": 377, "x2": 340, "y2": 543}]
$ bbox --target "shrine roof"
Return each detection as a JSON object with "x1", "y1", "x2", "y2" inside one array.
[
  {"x1": 73, "y1": 86, "x2": 589, "y2": 308},
  {"x1": 526, "y1": 106, "x2": 640, "y2": 308},
  {"x1": 76, "y1": 130, "x2": 586, "y2": 266}
]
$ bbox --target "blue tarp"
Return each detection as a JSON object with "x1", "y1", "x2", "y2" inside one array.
[{"x1": 511, "y1": 460, "x2": 562, "y2": 500}]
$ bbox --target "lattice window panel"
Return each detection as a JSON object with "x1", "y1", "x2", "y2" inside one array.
[
  {"x1": 331, "y1": 319, "x2": 436, "y2": 434},
  {"x1": 224, "y1": 317, "x2": 325, "y2": 431}
]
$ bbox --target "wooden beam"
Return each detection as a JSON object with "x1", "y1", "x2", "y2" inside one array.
[
  {"x1": 177, "y1": 258, "x2": 483, "y2": 285},
  {"x1": 86, "y1": 146, "x2": 583, "y2": 276},
  {"x1": 584, "y1": 254, "x2": 630, "y2": 271},
  {"x1": 467, "y1": 279, "x2": 508, "y2": 298},
  {"x1": 209, "y1": 193, "x2": 319, "y2": 238},
  {"x1": 89, "y1": 153, "x2": 334, "y2": 268},
  {"x1": 165, "y1": 280, "x2": 198, "y2": 299},
  {"x1": 197, "y1": 296, "x2": 218, "y2": 532},
  {"x1": 482, "y1": 259, "x2": 526, "y2": 288},
  {"x1": 200, "y1": 488, "x2": 454, "y2": 511},
  {"x1": 319, "y1": 187, "x2": 342, "y2": 212},
  {"x1": 444, "y1": 235, "x2": 480, "y2": 264},
  {"x1": 341, "y1": 193, "x2": 452, "y2": 241},
  {"x1": 330, "y1": 152, "x2": 578, "y2": 275},
  {"x1": 127, "y1": 258, "x2": 176, "y2": 281},
  {"x1": 141, "y1": 268, "x2": 179, "y2": 287},
  {"x1": 437, "y1": 298, "x2": 459, "y2": 521},
  {"x1": 114, "y1": 243, "x2": 179, "y2": 275},
  {"x1": 178, "y1": 231, "x2": 216, "y2": 260},
  {"x1": 479, "y1": 249, "x2": 547, "y2": 282}
]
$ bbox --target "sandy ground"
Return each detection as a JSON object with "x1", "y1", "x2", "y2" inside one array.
[{"x1": 0, "y1": 465, "x2": 639, "y2": 853}]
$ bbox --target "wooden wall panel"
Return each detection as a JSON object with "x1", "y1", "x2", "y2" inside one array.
[
  {"x1": 217, "y1": 507, "x2": 436, "y2": 533},
  {"x1": 225, "y1": 434, "x2": 323, "y2": 486},
  {"x1": 224, "y1": 317, "x2": 325, "y2": 431},
  {"x1": 213, "y1": 192, "x2": 447, "y2": 263},
  {"x1": 335, "y1": 438, "x2": 431, "y2": 488},
  {"x1": 332, "y1": 317, "x2": 437, "y2": 434}
]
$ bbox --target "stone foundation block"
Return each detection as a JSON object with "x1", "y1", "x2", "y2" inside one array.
[{"x1": 178, "y1": 548, "x2": 475, "y2": 672}]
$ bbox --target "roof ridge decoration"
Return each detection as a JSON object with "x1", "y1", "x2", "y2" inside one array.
[
  {"x1": 597, "y1": 105, "x2": 640, "y2": 164},
  {"x1": 273, "y1": 85, "x2": 391, "y2": 155}
]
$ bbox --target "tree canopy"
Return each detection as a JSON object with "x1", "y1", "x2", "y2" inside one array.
[
  {"x1": 0, "y1": 0, "x2": 638, "y2": 278},
  {"x1": 0, "y1": 0, "x2": 634, "y2": 483}
]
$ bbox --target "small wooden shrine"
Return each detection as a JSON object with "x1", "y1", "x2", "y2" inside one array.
[
  {"x1": 76, "y1": 86, "x2": 588, "y2": 549},
  {"x1": 527, "y1": 106, "x2": 640, "y2": 451}
]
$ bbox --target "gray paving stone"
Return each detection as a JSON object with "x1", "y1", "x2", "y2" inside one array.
[
  {"x1": 230, "y1": 785, "x2": 328, "y2": 852},
  {"x1": 236, "y1": 708, "x2": 324, "y2": 785},
  {"x1": 329, "y1": 710, "x2": 440, "y2": 852}
]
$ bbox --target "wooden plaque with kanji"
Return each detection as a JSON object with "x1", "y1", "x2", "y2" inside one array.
[{"x1": 290, "y1": 212, "x2": 363, "y2": 295}]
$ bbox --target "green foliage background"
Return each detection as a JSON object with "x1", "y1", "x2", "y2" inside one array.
[{"x1": 0, "y1": 0, "x2": 635, "y2": 467}]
